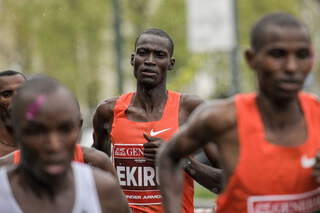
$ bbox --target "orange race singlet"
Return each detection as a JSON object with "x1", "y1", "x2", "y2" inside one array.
[
  {"x1": 216, "y1": 92, "x2": 320, "y2": 213},
  {"x1": 111, "y1": 91, "x2": 194, "y2": 213},
  {"x1": 13, "y1": 144, "x2": 84, "y2": 164}
]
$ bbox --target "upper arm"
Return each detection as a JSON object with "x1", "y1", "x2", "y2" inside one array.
[
  {"x1": 92, "y1": 98, "x2": 117, "y2": 155},
  {"x1": 179, "y1": 94, "x2": 204, "y2": 125},
  {"x1": 83, "y1": 147, "x2": 117, "y2": 177},
  {"x1": 93, "y1": 169, "x2": 130, "y2": 213}
]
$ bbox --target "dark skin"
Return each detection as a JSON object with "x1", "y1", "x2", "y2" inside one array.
[
  {"x1": 93, "y1": 33, "x2": 221, "y2": 192},
  {"x1": 158, "y1": 25, "x2": 316, "y2": 213},
  {"x1": 0, "y1": 74, "x2": 26, "y2": 156},
  {"x1": 8, "y1": 85, "x2": 129, "y2": 213},
  {"x1": 0, "y1": 146, "x2": 117, "y2": 177}
]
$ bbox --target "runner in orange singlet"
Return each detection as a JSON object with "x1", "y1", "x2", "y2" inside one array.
[
  {"x1": 159, "y1": 13, "x2": 320, "y2": 213},
  {"x1": 92, "y1": 28, "x2": 220, "y2": 212}
]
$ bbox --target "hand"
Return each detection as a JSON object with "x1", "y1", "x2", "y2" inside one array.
[
  {"x1": 143, "y1": 133, "x2": 164, "y2": 163},
  {"x1": 313, "y1": 152, "x2": 320, "y2": 184}
]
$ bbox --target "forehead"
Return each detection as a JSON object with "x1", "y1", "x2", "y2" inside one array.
[
  {"x1": 0, "y1": 75, "x2": 25, "y2": 91},
  {"x1": 259, "y1": 26, "x2": 311, "y2": 50},
  {"x1": 136, "y1": 34, "x2": 171, "y2": 52},
  {"x1": 20, "y1": 90, "x2": 79, "y2": 123}
]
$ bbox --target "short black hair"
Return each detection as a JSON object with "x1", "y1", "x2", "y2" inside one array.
[
  {"x1": 0, "y1": 70, "x2": 27, "y2": 80},
  {"x1": 134, "y1": 28, "x2": 174, "y2": 56},
  {"x1": 250, "y1": 12, "x2": 309, "y2": 51}
]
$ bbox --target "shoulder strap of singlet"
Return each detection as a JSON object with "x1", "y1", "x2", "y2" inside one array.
[
  {"x1": 13, "y1": 151, "x2": 20, "y2": 165},
  {"x1": 113, "y1": 92, "x2": 134, "y2": 115},
  {"x1": 0, "y1": 167, "x2": 23, "y2": 213},
  {"x1": 73, "y1": 144, "x2": 84, "y2": 163},
  {"x1": 71, "y1": 162, "x2": 102, "y2": 213},
  {"x1": 158, "y1": 90, "x2": 181, "y2": 120}
]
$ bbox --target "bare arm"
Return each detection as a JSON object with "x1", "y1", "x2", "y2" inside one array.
[
  {"x1": 92, "y1": 98, "x2": 117, "y2": 156},
  {"x1": 183, "y1": 157, "x2": 222, "y2": 193},
  {"x1": 158, "y1": 100, "x2": 235, "y2": 213},
  {"x1": 94, "y1": 168, "x2": 130, "y2": 213},
  {"x1": 179, "y1": 94, "x2": 223, "y2": 194},
  {"x1": 82, "y1": 146, "x2": 117, "y2": 177}
]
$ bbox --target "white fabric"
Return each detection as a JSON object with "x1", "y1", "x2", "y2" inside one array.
[{"x1": 0, "y1": 162, "x2": 102, "y2": 213}]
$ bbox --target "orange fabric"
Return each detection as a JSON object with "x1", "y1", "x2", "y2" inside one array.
[
  {"x1": 216, "y1": 92, "x2": 320, "y2": 213},
  {"x1": 111, "y1": 91, "x2": 194, "y2": 213},
  {"x1": 13, "y1": 144, "x2": 84, "y2": 164}
]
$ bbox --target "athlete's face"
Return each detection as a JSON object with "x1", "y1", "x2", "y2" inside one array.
[
  {"x1": 131, "y1": 34, "x2": 175, "y2": 87},
  {"x1": 0, "y1": 74, "x2": 25, "y2": 111},
  {"x1": 246, "y1": 26, "x2": 314, "y2": 101},
  {"x1": 15, "y1": 89, "x2": 81, "y2": 180}
]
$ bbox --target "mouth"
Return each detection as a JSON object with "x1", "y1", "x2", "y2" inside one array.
[
  {"x1": 43, "y1": 160, "x2": 68, "y2": 175},
  {"x1": 277, "y1": 79, "x2": 303, "y2": 91},
  {"x1": 141, "y1": 68, "x2": 157, "y2": 77}
]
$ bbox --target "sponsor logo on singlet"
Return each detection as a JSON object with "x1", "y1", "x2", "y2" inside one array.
[
  {"x1": 301, "y1": 155, "x2": 316, "y2": 169},
  {"x1": 112, "y1": 144, "x2": 161, "y2": 205},
  {"x1": 247, "y1": 188, "x2": 320, "y2": 213}
]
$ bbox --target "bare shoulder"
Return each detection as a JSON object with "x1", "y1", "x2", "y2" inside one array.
[
  {"x1": 0, "y1": 152, "x2": 14, "y2": 166},
  {"x1": 180, "y1": 93, "x2": 204, "y2": 113},
  {"x1": 94, "y1": 97, "x2": 118, "y2": 119},
  {"x1": 82, "y1": 146, "x2": 116, "y2": 176},
  {"x1": 92, "y1": 167, "x2": 130, "y2": 213},
  {"x1": 190, "y1": 97, "x2": 237, "y2": 134}
]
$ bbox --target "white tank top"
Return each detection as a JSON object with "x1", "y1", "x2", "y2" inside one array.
[{"x1": 0, "y1": 162, "x2": 102, "y2": 213}]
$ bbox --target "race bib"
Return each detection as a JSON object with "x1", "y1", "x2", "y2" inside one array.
[
  {"x1": 112, "y1": 144, "x2": 161, "y2": 205},
  {"x1": 247, "y1": 188, "x2": 320, "y2": 213}
]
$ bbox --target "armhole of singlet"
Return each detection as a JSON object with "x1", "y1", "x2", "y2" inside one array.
[
  {"x1": 74, "y1": 144, "x2": 84, "y2": 163},
  {"x1": 218, "y1": 95, "x2": 247, "y2": 198}
]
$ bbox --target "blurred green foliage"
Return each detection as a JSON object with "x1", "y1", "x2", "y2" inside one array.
[{"x1": 0, "y1": 0, "x2": 317, "y2": 111}]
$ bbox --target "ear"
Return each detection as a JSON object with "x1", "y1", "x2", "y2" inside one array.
[
  {"x1": 168, "y1": 57, "x2": 175, "y2": 71},
  {"x1": 245, "y1": 48, "x2": 256, "y2": 70},
  {"x1": 130, "y1": 54, "x2": 135, "y2": 66}
]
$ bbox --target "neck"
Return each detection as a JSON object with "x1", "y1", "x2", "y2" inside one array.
[
  {"x1": 15, "y1": 164, "x2": 72, "y2": 200},
  {"x1": 256, "y1": 92, "x2": 302, "y2": 128},
  {"x1": 134, "y1": 83, "x2": 168, "y2": 112}
]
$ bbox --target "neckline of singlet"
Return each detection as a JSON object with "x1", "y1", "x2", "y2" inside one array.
[
  {"x1": 121, "y1": 90, "x2": 174, "y2": 124},
  {"x1": 1, "y1": 163, "x2": 80, "y2": 213},
  {"x1": 251, "y1": 92, "x2": 312, "y2": 149}
]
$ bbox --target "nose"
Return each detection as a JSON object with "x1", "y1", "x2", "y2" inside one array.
[
  {"x1": 145, "y1": 53, "x2": 155, "y2": 65},
  {"x1": 285, "y1": 55, "x2": 298, "y2": 73},
  {"x1": 46, "y1": 132, "x2": 62, "y2": 153}
]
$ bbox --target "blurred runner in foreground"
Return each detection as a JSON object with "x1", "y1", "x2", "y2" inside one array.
[
  {"x1": 159, "y1": 12, "x2": 320, "y2": 213},
  {"x1": 0, "y1": 75, "x2": 129, "y2": 213}
]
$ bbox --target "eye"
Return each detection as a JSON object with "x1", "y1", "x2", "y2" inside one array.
[
  {"x1": 137, "y1": 49, "x2": 147, "y2": 56},
  {"x1": 296, "y1": 49, "x2": 311, "y2": 59},
  {"x1": 0, "y1": 90, "x2": 13, "y2": 98},
  {"x1": 23, "y1": 125, "x2": 46, "y2": 136},
  {"x1": 58, "y1": 123, "x2": 76, "y2": 134},
  {"x1": 267, "y1": 49, "x2": 286, "y2": 58},
  {"x1": 155, "y1": 51, "x2": 167, "y2": 58}
]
